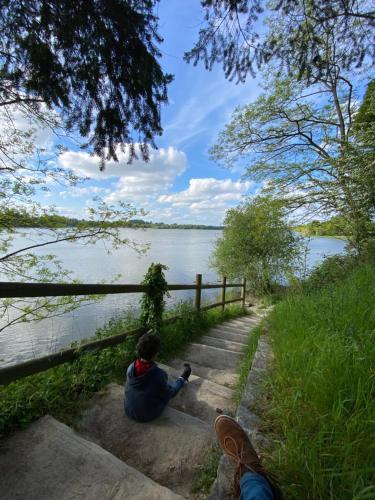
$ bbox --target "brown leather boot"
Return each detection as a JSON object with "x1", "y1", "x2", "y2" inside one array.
[{"x1": 214, "y1": 415, "x2": 283, "y2": 499}]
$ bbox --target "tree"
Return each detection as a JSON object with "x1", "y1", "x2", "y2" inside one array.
[
  {"x1": 0, "y1": 0, "x2": 172, "y2": 164},
  {"x1": 0, "y1": 110, "x2": 147, "y2": 333},
  {"x1": 0, "y1": 0, "x2": 171, "y2": 332},
  {"x1": 186, "y1": 1, "x2": 374, "y2": 84},
  {"x1": 210, "y1": 37, "x2": 375, "y2": 253},
  {"x1": 212, "y1": 196, "x2": 302, "y2": 293}
]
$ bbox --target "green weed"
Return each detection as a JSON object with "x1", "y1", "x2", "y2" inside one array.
[
  {"x1": 0, "y1": 302, "x2": 244, "y2": 436},
  {"x1": 263, "y1": 262, "x2": 375, "y2": 499},
  {"x1": 234, "y1": 324, "x2": 262, "y2": 404},
  {"x1": 192, "y1": 444, "x2": 222, "y2": 495}
]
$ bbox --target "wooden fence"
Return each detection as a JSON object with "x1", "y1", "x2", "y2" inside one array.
[{"x1": 0, "y1": 274, "x2": 246, "y2": 385}]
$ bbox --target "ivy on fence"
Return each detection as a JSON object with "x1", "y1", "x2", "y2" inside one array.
[{"x1": 140, "y1": 263, "x2": 169, "y2": 335}]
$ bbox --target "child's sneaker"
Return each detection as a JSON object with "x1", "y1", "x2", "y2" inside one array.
[{"x1": 180, "y1": 363, "x2": 191, "y2": 380}]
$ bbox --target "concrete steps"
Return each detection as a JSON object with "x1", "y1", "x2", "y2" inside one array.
[
  {"x1": 228, "y1": 319, "x2": 262, "y2": 330},
  {"x1": 208, "y1": 328, "x2": 249, "y2": 343},
  {"x1": 0, "y1": 415, "x2": 183, "y2": 500},
  {"x1": 182, "y1": 342, "x2": 243, "y2": 369},
  {"x1": 168, "y1": 357, "x2": 239, "y2": 388},
  {"x1": 158, "y1": 363, "x2": 236, "y2": 423},
  {"x1": 200, "y1": 335, "x2": 247, "y2": 352},
  {"x1": 1, "y1": 310, "x2": 264, "y2": 499},
  {"x1": 75, "y1": 383, "x2": 213, "y2": 498}
]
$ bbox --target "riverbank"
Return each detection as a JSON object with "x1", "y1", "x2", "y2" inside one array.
[
  {"x1": 261, "y1": 260, "x2": 375, "y2": 498},
  {"x1": 1, "y1": 231, "x2": 347, "y2": 366},
  {"x1": 294, "y1": 228, "x2": 347, "y2": 240},
  {"x1": 0, "y1": 302, "x2": 244, "y2": 436}
]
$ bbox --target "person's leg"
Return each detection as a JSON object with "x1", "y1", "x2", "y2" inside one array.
[
  {"x1": 240, "y1": 472, "x2": 275, "y2": 500},
  {"x1": 167, "y1": 376, "x2": 185, "y2": 398},
  {"x1": 214, "y1": 415, "x2": 282, "y2": 500}
]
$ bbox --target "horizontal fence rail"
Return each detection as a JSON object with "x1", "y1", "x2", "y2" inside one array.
[
  {"x1": 0, "y1": 273, "x2": 247, "y2": 385},
  {"x1": 0, "y1": 281, "x2": 242, "y2": 298}
]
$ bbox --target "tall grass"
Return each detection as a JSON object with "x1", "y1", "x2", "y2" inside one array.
[
  {"x1": 264, "y1": 263, "x2": 375, "y2": 499},
  {"x1": 0, "y1": 302, "x2": 244, "y2": 435}
]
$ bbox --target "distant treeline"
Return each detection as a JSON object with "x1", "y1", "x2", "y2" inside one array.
[
  {"x1": 294, "y1": 216, "x2": 348, "y2": 237},
  {"x1": 1, "y1": 209, "x2": 222, "y2": 230}
]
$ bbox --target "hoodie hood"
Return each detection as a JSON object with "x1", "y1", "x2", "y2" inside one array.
[{"x1": 126, "y1": 361, "x2": 158, "y2": 388}]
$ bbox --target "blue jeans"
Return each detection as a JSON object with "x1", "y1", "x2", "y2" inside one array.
[
  {"x1": 240, "y1": 472, "x2": 275, "y2": 500},
  {"x1": 167, "y1": 376, "x2": 185, "y2": 399}
]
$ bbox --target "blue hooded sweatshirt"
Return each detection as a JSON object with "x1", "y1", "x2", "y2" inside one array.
[{"x1": 124, "y1": 362, "x2": 181, "y2": 422}]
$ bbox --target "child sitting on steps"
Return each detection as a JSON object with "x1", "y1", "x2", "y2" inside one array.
[{"x1": 124, "y1": 331, "x2": 191, "y2": 422}]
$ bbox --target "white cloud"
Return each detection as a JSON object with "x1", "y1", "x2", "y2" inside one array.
[
  {"x1": 57, "y1": 147, "x2": 257, "y2": 225},
  {"x1": 59, "y1": 145, "x2": 186, "y2": 179},
  {"x1": 0, "y1": 105, "x2": 58, "y2": 151},
  {"x1": 59, "y1": 186, "x2": 110, "y2": 199},
  {"x1": 59, "y1": 145, "x2": 187, "y2": 203},
  {"x1": 158, "y1": 178, "x2": 253, "y2": 209}
]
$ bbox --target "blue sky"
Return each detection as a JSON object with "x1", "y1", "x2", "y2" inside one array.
[{"x1": 35, "y1": 0, "x2": 263, "y2": 225}]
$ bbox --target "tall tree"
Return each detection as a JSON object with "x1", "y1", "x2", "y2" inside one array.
[
  {"x1": 0, "y1": 0, "x2": 172, "y2": 164},
  {"x1": 0, "y1": 1, "x2": 172, "y2": 331},
  {"x1": 186, "y1": 0, "x2": 374, "y2": 83},
  {"x1": 211, "y1": 73, "x2": 375, "y2": 251}
]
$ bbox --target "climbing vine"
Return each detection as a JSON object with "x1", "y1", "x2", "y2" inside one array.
[{"x1": 140, "y1": 263, "x2": 169, "y2": 335}]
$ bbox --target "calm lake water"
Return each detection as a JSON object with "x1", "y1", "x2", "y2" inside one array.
[{"x1": 0, "y1": 229, "x2": 346, "y2": 367}]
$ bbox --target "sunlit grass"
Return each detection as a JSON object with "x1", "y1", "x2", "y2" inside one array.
[{"x1": 263, "y1": 263, "x2": 375, "y2": 499}]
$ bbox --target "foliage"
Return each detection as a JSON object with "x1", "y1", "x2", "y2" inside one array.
[
  {"x1": 0, "y1": 106, "x2": 147, "y2": 332},
  {"x1": 302, "y1": 254, "x2": 356, "y2": 292},
  {"x1": 192, "y1": 444, "x2": 222, "y2": 494},
  {"x1": 186, "y1": 1, "x2": 374, "y2": 84},
  {"x1": 0, "y1": 0, "x2": 173, "y2": 163},
  {"x1": 234, "y1": 323, "x2": 262, "y2": 404},
  {"x1": 0, "y1": 200, "x2": 147, "y2": 333},
  {"x1": 140, "y1": 263, "x2": 170, "y2": 335},
  {"x1": 263, "y1": 262, "x2": 375, "y2": 498},
  {"x1": 212, "y1": 196, "x2": 302, "y2": 294},
  {"x1": 294, "y1": 216, "x2": 348, "y2": 238},
  {"x1": 1, "y1": 210, "x2": 223, "y2": 230},
  {"x1": 0, "y1": 302, "x2": 244, "y2": 435},
  {"x1": 353, "y1": 80, "x2": 375, "y2": 133},
  {"x1": 211, "y1": 71, "x2": 375, "y2": 252}
]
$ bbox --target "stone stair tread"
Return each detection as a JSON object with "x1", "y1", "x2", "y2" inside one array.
[
  {"x1": 225, "y1": 317, "x2": 261, "y2": 328},
  {"x1": 217, "y1": 324, "x2": 255, "y2": 335},
  {"x1": 200, "y1": 335, "x2": 246, "y2": 352},
  {"x1": 208, "y1": 329, "x2": 249, "y2": 344},
  {"x1": 181, "y1": 343, "x2": 242, "y2": 371},
  {"x1": 219, "y1": 322, "x2": 254, "y2": 332},
  {"x1": 0, "y1": 415, "x2": 183, "y2": 500},
  {"x1": 212, "y1": 323, "x2": 252, "y2": 333},
  {"x1": 75, "y1": 383, "x2": 213, "y2": 498},
  {"x1": 203, "y1": 334, "x2": 247, "y2": 346},
  {"x1": 168, "y1": 358, "x2": 239, "y2": 388},
  {"x1": 158, "y1": 363, "x2": 236, "y2": 423}
]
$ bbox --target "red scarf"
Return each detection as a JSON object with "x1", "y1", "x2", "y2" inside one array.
[{"x1": 134, "y1": 358, "x2": 153, "y2": 377}]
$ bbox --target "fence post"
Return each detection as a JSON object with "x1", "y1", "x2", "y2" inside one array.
[
  {"x1": 241, "y1": 277, "x2": 247, "y2": 308},
  {"x1": 221, "y1": 276, "x2": 227, "y2": 311},
  {"x1": 195, "y1": 273, "x2": 202, "y2": 311}
]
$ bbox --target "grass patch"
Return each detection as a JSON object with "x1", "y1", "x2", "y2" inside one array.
[
  {"x1": 263, "y1": 262, "x2": 375, "y2": 499},
  {"x1": 192, "y1": 444, "x2": 222, "y2": 495},
  {"x1": 234, "y1": 324, "x2": 262, "y2": 404},
  {"x1": 0, "y1": 302, "x2": 244, "y2": 436}
]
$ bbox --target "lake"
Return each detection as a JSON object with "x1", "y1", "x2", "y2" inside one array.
[{"x1": 0, "y1": 229, "x2": 346, "y2": 367}]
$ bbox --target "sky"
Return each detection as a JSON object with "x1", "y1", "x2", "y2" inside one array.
[{"x1": 33, "y1": 0, "x2": 264, "y2": 225}]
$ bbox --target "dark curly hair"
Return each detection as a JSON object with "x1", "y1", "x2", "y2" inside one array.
[{"x1": 136, "y1": 333, "x2": 160, "y2": 361}]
